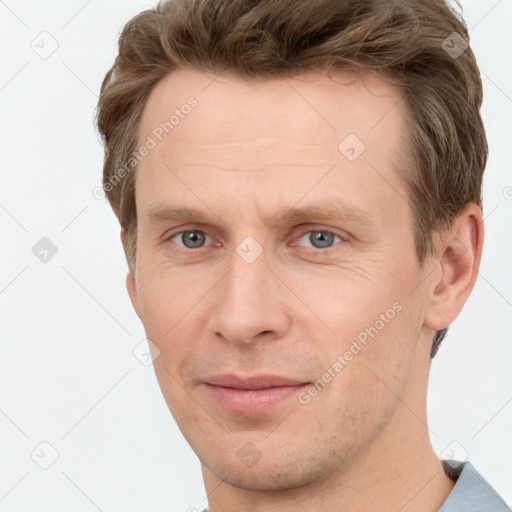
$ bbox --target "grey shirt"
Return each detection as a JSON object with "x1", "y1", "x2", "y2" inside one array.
[
  {"x1": 439, "y1": 459, "x2": 511, "y2": 511},
  {"x1": 200, "y1": 460, "x2": 511, "y2": 511}
]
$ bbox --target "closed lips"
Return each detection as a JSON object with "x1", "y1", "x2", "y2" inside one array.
[{"x1": 204, "y1": 374, "x2": 308, "y2": 390}]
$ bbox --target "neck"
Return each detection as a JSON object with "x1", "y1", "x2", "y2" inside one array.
[{"x1": 202, "y1": 425, "x2": 454, "y2": 512}]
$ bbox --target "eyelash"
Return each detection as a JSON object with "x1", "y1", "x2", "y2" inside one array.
[{"x1": 164, "y1": 227, "x2": 347, "y2": 253}]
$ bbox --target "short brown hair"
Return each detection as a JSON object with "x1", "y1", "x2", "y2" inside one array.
[{"x1": 95, "y1": 0, "x2": 488, "y2": 359}]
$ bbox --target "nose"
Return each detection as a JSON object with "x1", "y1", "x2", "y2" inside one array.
[{"x1": 207, "y1": 242, "x2": 291, "y2": 346}]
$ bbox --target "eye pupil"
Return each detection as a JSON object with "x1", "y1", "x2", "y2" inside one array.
[
  {"x1": 182, "y1": 230, "x2": 205, "y2": 248},
  {"x1": 173, "y1": 229, "x2": 339, "y2": 251},
  {"x1": 310, "y1": 231, "x2": 335, "y2": 249}
]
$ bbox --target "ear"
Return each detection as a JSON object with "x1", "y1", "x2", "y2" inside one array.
[
  {"x1": 424, "y1": 203, "x2": 484, "y2": 331},
  {"x1": 121, "y1": 228, "x2": 142, "y2": 321}
]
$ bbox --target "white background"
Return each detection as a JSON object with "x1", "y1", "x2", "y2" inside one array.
[{"x1": 1, "y1": 0, "x2": 511, "y2": 510}]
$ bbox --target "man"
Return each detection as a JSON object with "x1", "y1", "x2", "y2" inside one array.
[{"x1": 95, "y1": 0, "x2": 510, "y2": 510}]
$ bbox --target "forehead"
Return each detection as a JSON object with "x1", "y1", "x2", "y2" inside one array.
[
  {"x1": 135, "y1": 67, "x2": 410, "y2": 225},
  {"x1": 138, "y1": 67, "x2": 405, "y2": 147}
]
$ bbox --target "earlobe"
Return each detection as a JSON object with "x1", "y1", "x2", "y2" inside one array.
[{"x1": 424, "y1": 204, "x2": 484, "y2": 331}]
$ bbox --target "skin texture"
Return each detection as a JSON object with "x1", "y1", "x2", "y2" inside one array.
[{"x1": 123, "y1": 68, "x2": 483, "y2": 511}]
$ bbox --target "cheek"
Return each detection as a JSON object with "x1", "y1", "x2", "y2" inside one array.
[
  {"x1": 136, "y1": 272, "x2": 194, "y2": 360},
  {"x1": 305, "y1": 257, "x2": 424, "y2": 391},
  {"x1": 292, "y1": 258, "x2": 411, "y2": 340},
  {"x1": 313, "y1": 301, "x2": 420, "y2": 436},
  {"x1": 137, "y1": 272, "x2": 200, "y2": 418}
]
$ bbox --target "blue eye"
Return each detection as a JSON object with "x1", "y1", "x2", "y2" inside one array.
[
  {"x1": 166, "y1": 228, "x2": 344, "y2": 252},
  {"x1": 297, "y1": 230, "x2": 343, "y2": 250},
  {"x1": 170, "y1": 230, "x2": 210, "y2": 249}
]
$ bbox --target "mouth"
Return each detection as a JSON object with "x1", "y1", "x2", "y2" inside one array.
[{"x1": 202, "y1": 374, "x2": 310, "y2": 413}]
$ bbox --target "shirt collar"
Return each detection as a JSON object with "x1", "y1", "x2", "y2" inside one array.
[{"x1": 438, "y1": 459, "x2": 511, "y2": 511}]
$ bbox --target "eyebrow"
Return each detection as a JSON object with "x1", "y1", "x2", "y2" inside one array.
[{"x1": 143, "y1": 200, "x2": 376, "y2": 229}]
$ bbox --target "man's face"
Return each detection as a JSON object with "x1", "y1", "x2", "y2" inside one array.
[{"x1": 127, "y1": 68, "x2": 435, "y2": 489}]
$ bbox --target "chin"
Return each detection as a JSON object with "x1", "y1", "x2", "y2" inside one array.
[
  {"x1": 202, "y1": 448, "x2": 337, "y2": 491},
  {"x1": 211, "y1": 464, "x2": 306, "y2": 491}
]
